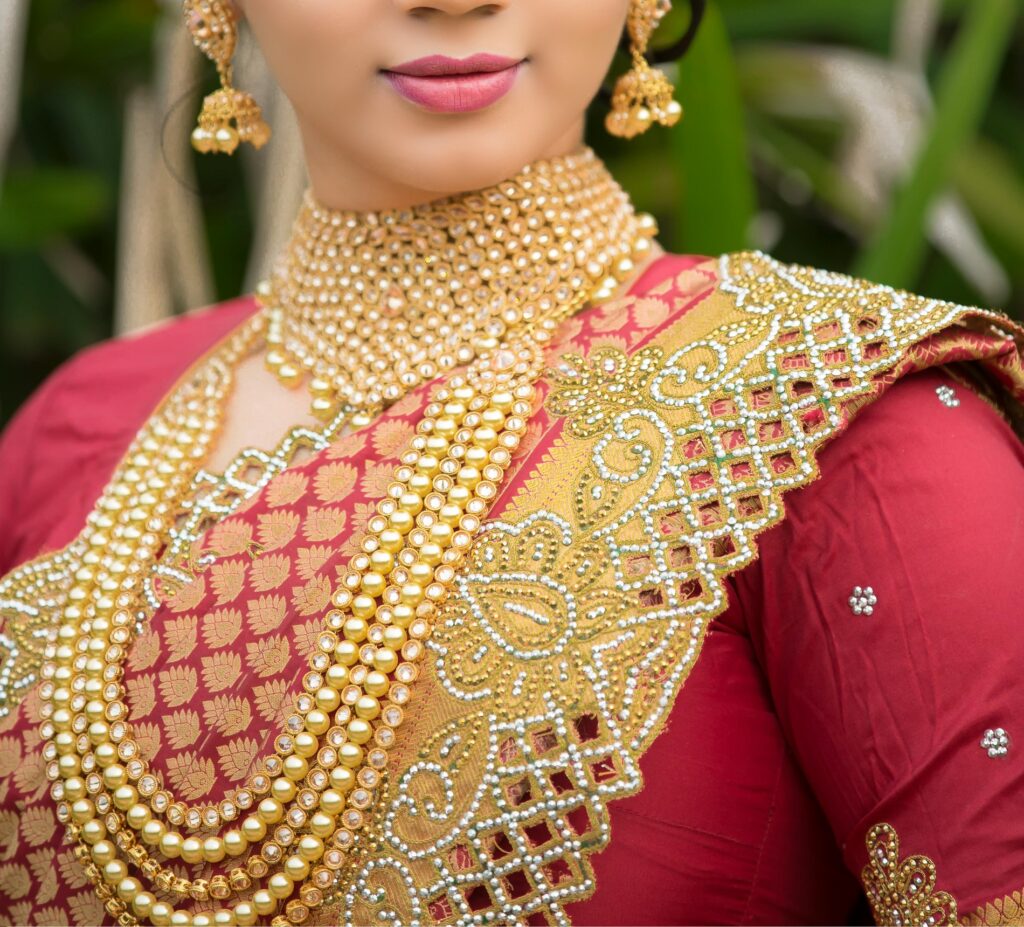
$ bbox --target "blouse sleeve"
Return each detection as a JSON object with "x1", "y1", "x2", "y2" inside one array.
[
  {"x1": 735, "y1": 365, "x2": 1024, "y2": 925},
  {"x1": 0, "y1": 371, "x2": 62, "y2": 576},
  {"x1": 0, "y1": 296, "x2": 259, "y2": 577}
]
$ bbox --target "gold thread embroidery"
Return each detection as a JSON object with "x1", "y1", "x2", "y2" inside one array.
[
  {"x1": 862, "y1": 823, "x2": 959, "y2": 926},
  {"x1": 328, "y1": 253, "x2": 1024, "y2": 926}
]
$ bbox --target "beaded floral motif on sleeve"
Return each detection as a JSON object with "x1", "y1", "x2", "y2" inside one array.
[{"x1": 861, "y1": 823, "x2": 959, "y2": 926}]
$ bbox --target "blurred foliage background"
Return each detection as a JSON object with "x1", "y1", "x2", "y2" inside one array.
[{"x1": 1, "y1": 0, "x2": 1022, "y2": 425}]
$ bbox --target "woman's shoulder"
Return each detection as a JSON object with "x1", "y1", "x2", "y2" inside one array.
[
  {"x1": 0, "y1": 295, "x2": 259, "y2": 572},
  {"x1": 41, "y1": 294, "x2": 258, "y2": 405},
  {"x1": 5, "y1": 294, "x2": 258, "y2": 440}
]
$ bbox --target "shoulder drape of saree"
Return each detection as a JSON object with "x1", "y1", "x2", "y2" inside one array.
[{"x1": 1, "y1": 253, "x2": 1022, "y2": 925}]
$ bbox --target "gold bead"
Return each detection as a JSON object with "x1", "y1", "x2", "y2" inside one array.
[
  {"x1": 224, "y1": 828, "x2": 248, "y2": 857},
  {"x1": 283, "y1": 755, "x2": 309, "y2": 780},
  {"x1": 347, "y1": 718, "x2": 373, "y2": 743},
  {"x1": 160, "y1": 831, "x2": 184, "y2": 858},
  {"x1": 112, "y1": 785, "x2": 138, "y2": 810},
  {"x1": 334, "y1": 640, "x2": 360, "y2": 666},
  {"x1": 326, "y1": 664, "x2": 350, "y2": 688},
  {"x1": 57, "y1": 753, "x2": 82, "y2": 776},
  {"x1": 102, "y1": 858, "x2": 128, "y2": 884},
  {"x1": 304, "y1": 709, "x2": 331, "y2": 734},
  {"x1": 360, "y1": 572, "x2": 386, "y2": 597},
  {"x1": 314, "y1": 686, "x2": 341, "y2": 712},
  {"x1": 116, "y1": 876, "x2": 143, "y2": 902},
  {"x1": 141, "y1": 819, "x2": 166, "y2": 846},
  {"x1": 310, "y1": 810, "x2": 337, "y2": 837},
  {"x1": 294, "y1": 732, "x2": 319, "y2": 758},
  {"x1": 364, "y1": 670, "x2": 390, "y2": 697},
  {"x1": 258, "y1": 797, "x2": 285, "y2": 823},
  {"x1": 81, "y1": 818, "x2": 107, "y2": 845},
  {"x1": 298, "y1": 834, "x2": 326, "y2": 861},
  {"x1": 126, "y1": 802, "x2": 152, "y2": 830},
  {"x1": 151, "y1": 900, "x2": 174, "y2": 925},
  {"x1": 284, "y1": 854, "x2": 310, "y2": 881},
  {"x1": 70, "y1": 798, "x2": 96, "y2": 824},
  {"x1": 339, "y1": 743, "x2": 364, "y2": 768},
  {"x1": 91, "y1": 839, "x2": 117, "y2": 865},
  {"x1": 234, "y1": 901, "x2": 258, "y2": 927},
  {"x1": 271, "y1": 776, "x2": 297, "y2": 803},
  {"x1": 330, "y1": 766, "x2": 355, "y2": 792}
]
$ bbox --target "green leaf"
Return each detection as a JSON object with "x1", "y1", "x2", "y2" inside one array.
[
  {"x1": 671, "y1": 1, "x2": 757, "y2": 256},
  {"x1": 0, "y1": 168, "x2": 111, "y2": 250},
  {"x1": 855, "y1": 0, "x2": 1019, "y2": 288}
]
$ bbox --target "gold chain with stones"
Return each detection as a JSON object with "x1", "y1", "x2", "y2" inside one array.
[
  {"x1": 37, "y1": 160, "x2": 656, "y2": 926},
  {"x1": 261, "y1": 146, "x2": 654, "y2": 418}
]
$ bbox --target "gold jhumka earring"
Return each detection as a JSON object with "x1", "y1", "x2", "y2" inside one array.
[
  {"x1": 184, "y1": 0, "x2": 271, "y2": 154},
  {"x1": 606, "y1": 0, "x2": 684, "y2": 139}
]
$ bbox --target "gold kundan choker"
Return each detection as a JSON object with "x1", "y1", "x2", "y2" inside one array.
[
  {"x1": 39, "y1": 146, "x2": 655, "y2": 927},
  {"x1": 259, "y1": 146, "x2": 656, "y2": 417}
]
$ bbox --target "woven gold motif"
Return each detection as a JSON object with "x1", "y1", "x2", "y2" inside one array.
[
  {"x1": 962, "y1": 887, "x2": 1024, "y2": 926},
  {"x1": 862, "y1": 823, "x2": 959, "y2": 926}
]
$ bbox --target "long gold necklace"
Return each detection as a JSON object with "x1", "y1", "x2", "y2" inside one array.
[{"x1": 37, "y1": 148, "x2": 656, "y2": 926}]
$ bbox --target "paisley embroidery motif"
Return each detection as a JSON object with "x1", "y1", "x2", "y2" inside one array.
[{"x1": 861, "y1": 823, "x2": 959, "y2": 926}]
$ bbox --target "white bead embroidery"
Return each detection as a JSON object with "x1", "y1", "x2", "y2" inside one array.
[
  {"x1": 980, "y1": 728, "x2": 1010, "y2": 758},
  {"x1": 849, "y1": 586, "x2": 878, "y2": 616},
  {"x1": 936, "y1": 384, "x2": 961, "y2": 408},
  {"x1": 330, "y1": 254, "x2": 972, "y2": 926}
]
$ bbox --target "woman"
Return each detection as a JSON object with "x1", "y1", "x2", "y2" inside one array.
[{"x1": 0, "y1": 1, "x2": 1022, "y2": 925}]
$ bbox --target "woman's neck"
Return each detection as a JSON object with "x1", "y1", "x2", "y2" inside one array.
[{"x1": 300, "y1": 122, "x2": 588, "y2": 213}]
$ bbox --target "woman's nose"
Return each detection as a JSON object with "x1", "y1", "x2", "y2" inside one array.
[{"x1": 393, "y1": 0, "x2": 509, "y2": 15}]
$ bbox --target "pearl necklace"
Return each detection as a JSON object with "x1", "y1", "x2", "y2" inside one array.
[
  {"x1": 261, "y1": 146, "x2": 653, "y2": 417},
  {"x1": 38, "y1": 149, "x2": 656, "y2": 926}
]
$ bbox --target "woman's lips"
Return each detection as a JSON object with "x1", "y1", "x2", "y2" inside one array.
[{"x1": 383, "y1": 54, "x2": 524, "y2": 114}]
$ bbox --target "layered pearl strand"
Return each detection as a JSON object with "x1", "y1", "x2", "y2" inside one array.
[
  {"x1": 262, "y1": 146, "x2": 653, "y2": 416},
  {"x1": 37, "y1": 148, "x2": 656, "y2": 926}
]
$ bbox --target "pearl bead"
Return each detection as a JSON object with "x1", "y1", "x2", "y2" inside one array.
[
  {"x1": 268, "y1": 872, "x2": 295, "y2": 899},
  {"x1": 180, "y1": 836, "x2": 204, "y2": 864},
  {"x1": 252, "y1": 890, "x2": 278, "y2": 916}
]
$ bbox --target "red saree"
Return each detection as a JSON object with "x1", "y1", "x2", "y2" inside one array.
[{"x1": 1, "y1": 252, "x2": 1023, "y2": 926}]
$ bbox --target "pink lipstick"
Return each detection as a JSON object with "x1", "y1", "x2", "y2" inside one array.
[{"x1": 383, "y1": 53, "x2": 525, "y2": 114}]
